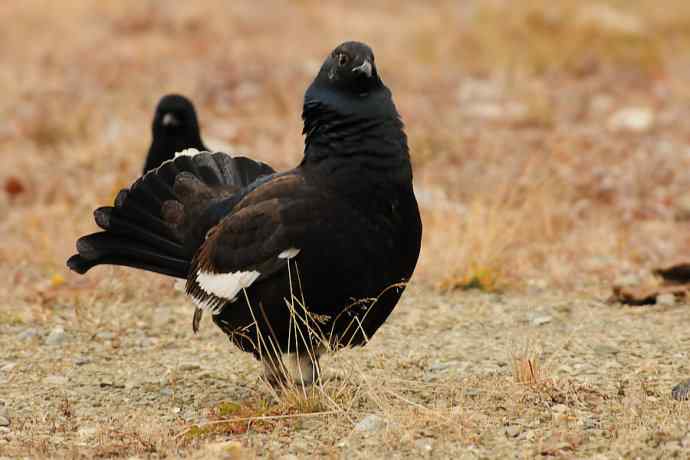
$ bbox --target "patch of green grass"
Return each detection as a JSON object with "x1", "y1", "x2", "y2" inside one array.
[
  {"x1": 183, "y1": 424, "x2": 214, "y2": 441},
  {"x1": 215, "y1": 401, "x2": 241, "y2": 417}
]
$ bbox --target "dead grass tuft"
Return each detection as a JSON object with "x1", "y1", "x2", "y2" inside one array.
[
  {"x1": 440, "y1": 265, "x2": 503, "y2": 293},
  {"x1": 518, "y1": 377, "x2": 610, "y2": 413},
  {"x1": 430, "y1": 156, "x2": 568, "y2": 291},
  {"x1": 512, "y1": 355, "x2": 543, "y2": 386}
]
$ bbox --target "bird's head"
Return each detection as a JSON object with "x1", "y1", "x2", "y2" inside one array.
[
  {"x1": 311, "y1": 41, "x2": 384, "y2": 96},
  {"x1": 152, "y1": 94, "x2": 201, "y2": 138},
  {"x1": 301, "y1": 42, "x2": 408, "y2": 171}
]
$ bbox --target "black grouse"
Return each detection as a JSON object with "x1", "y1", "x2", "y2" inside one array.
[
  {"x1": 67, "y1": 41, "x2": 422, "y2": 386},
  {"x1": 143, "y1": 94, "x2": 208, "y2": 173}
]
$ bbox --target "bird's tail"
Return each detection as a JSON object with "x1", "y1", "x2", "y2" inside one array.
[{"x1": 67, "y1": 151, "x2": 274, "y2": 279}]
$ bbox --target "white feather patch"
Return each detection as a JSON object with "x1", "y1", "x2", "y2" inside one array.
[
  {"x1": 174, "y1": 148, "x2": 202, "y2": 158},
  {"x1": 190, "y1": 294, "x2": 223, "y2": 315},
  {"x1": 196, "y1": 270, "x2": 260, "y2": 304},
  {"x1": 278, "y1": 248, "x2": 300, "y2": 259}
]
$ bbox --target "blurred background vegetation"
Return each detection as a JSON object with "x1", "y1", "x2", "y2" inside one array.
[{"x1": 2, "y1": 0, "x2": 690, "y2": 310}]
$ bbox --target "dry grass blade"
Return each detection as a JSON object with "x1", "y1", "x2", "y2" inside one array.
[
  {"x1": 512, "y1": 356, "x2": 543, "y2": 386},
  {"x1": 511, "y1": 340, "x2": 548, "y2": 386}
]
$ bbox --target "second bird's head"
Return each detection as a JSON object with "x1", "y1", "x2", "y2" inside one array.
[{"x1": 152, "y1": 94, "x2": 202, "y2": 140}]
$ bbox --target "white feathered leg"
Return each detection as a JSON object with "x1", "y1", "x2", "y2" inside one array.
[{"x1": 262, "y1": 351, "x2": 320, "y2": 387}]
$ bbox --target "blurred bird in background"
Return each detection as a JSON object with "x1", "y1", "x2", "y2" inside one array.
[{"x1": 143, "y1": 94, "x2": 208, "y2": 173}]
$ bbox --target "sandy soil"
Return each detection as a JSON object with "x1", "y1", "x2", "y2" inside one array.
[{"x1": 1, "y1": 281, "x2": 688, "y2": 458}]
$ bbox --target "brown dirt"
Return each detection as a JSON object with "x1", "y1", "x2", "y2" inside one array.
[{"x1": 1, "y1": 283, "x2": 689, "y2": 458}]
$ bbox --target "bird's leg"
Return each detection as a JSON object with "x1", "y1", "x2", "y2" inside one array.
[
  {"x1": 261, "y1": 350, "x2": 321, "y2": 388},
  {"x1": 286, "y1": 350, "x2": 321, "y2": 386},
  {"x1": 262, "y1": 356, "x2": 286, "y2": 388}
]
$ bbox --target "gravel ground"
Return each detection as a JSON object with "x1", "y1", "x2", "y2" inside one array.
[{"x1": 1, "y1": 282, "x2": 688, "y2": 458}]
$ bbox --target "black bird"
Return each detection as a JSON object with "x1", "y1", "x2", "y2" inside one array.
[
  {"x1": 67, "y1": 42, "x2": 422, "y2": 386},
  {"x1": 143, "y1": 94, "x2": 208, "y2": 173}
]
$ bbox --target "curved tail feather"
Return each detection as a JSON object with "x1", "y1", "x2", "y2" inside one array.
[{"x1": 67, "y1": 151, "x2": 275, "y2": 279}]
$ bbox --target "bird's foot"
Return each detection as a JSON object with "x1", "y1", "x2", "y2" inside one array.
[{"x1": 671, "y1": 379, "x2": 690, "y2": 401}]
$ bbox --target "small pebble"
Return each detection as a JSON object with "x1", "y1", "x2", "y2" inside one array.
[
  {"x1": 78, "y1": 426, "x2": 98, "y2": 438},
  {"x1": 0, "y1": 416, "x2": 9, "y2": 427},
  {"x1": 551, "y1": 404, "x2": 568, "y2": 413},
  {"x1": 415, "y1": 438, "x2": 433, "y2": 451},
  {"x1": 530, "y1": 315, "x2": 552, "y2": 326},
  {"x1": 582, "y1": 417, "x2": 599, "y2": 430},
  {"x1": 96, "y1": 331, "x2": 114, "y2": 340},
  {"x1": 681, "y1": 434, "x2": 690, "y2": 448},
  {"x1": 0, "y1": 363, "x2": 16, "y2": 372},
  {"x1": 354, "y1": 414, "x2": 385, "y2": 433},
  {"x1": 593, "y1": 344, "x2": 619, "y2": 355},
  {"x1": 178, "y1": 363, "x2": 201, "y2": 372},
  {"x1": 17, "y1": 329, "x2": 39, "y2": 341},
  {"x1": 99, "y1": 380, "x2": 123, "y2": 389},
  {"x1": 608, "y1": 107, "x2": 654, "y2": 133},
  {"x1": 463, "y1": 388, "x2": 481, "y2": 398},
  {"x1": 45, "y1": 326, "x2": 66, "y2": 345},
  {"x1": 429, "y1": 361, "x2": 453, "y2": 372},
  {"x1": 614, "y1": 274, "x2": 641, "y2": 287},
  {"x1": 656, "y1": 293, "x2": 676, "y2": 306},
  {"x1": 75, "y1": 356, "x2": 92, "y2": 366},
  {"x1": 505, "y1": 425, "x2": 521, "y2": 438},
  {"x1": 44, "y1": 375, "x2": 68, "y2": 385}
]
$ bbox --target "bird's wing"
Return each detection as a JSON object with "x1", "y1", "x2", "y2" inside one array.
[{"x1": 185, "y1": 174, "x2": 313, "y2": 315}]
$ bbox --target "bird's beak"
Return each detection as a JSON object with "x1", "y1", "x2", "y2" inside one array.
[
  {"x1": 352, "y1": 59, "x2": 373, "y2": 78},
  {"x1": 162, "y1": 113, "x2": 180, "y2": 127}
]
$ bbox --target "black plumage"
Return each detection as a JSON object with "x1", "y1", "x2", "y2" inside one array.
[
  {"x1": 68, "y1": 42, "x2": 422, "y2": 386},
  {"x1": 143, "y1": 94, "x2": 207, "y2": 173}
]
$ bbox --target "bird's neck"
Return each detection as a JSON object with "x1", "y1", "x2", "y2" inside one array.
[{"x1": 300, "y1": 101, "x2": 411, "y2": 186}]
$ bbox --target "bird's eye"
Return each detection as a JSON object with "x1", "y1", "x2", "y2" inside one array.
[{"x1": 336, "y1": 52, "x2": 349, "y2": 67}]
